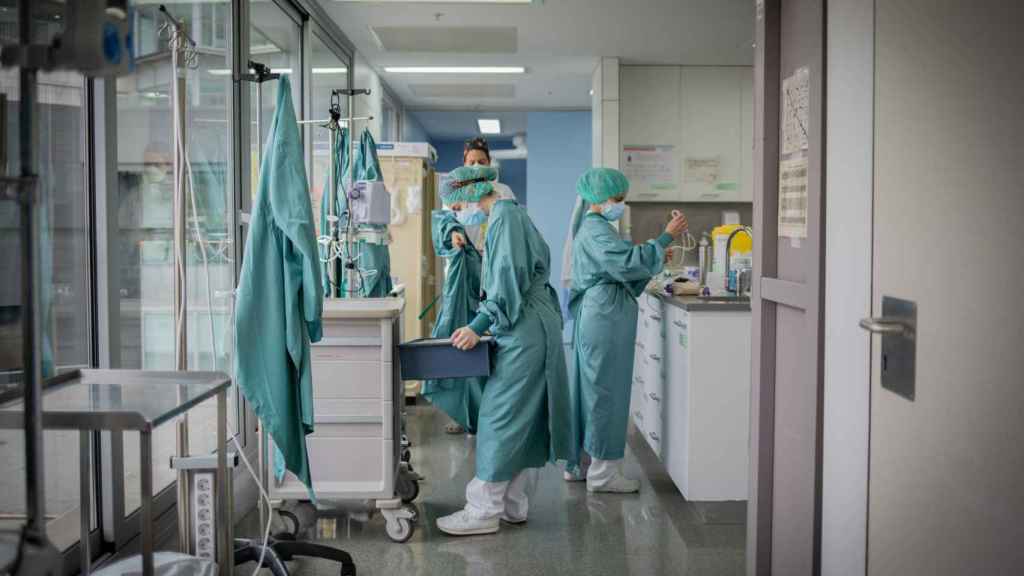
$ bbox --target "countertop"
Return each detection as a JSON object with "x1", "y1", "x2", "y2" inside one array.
[{"x1": 646, "y1": 287, "x2": 752, "y2": 312}]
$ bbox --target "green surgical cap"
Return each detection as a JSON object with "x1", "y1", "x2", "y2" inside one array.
[
  {"x1": 441, "y1": 165, "x2": 499, "y2": 203},
  {"x1": 576, "y1": 167, "x2": 630, "y2": 204}
]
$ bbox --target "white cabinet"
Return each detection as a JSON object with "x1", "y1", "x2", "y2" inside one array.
[
  {"x1": 620, "y1": 67, "x2": 681, "y2": 202},
  {"x1": 630, "y1": 293, "x2": 751, "y2": 501},
  {"x1": 679, "y1": 67, "x2": 752, "y2": 202},
  {"x1": 619, "y1": 65, "x2": 753, "y2": 203}
]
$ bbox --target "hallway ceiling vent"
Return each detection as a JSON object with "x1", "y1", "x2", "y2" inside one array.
[
  {"x1": 370, "y1": 26, "x2": 517, "y2": 53},
  {"x1": 409, "y1": 83, "x2": 516, "y2": 99}
]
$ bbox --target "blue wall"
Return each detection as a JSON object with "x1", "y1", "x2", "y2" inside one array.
[
  {"x1": 433, "y1": 138, "x2": 527, "y2": 205},
  {"x1": 401, "y1": 113, "x2": 431, "y2": 144},
  {"x1": 525, "y1": 111, "x2": 592, "y2": 319}
]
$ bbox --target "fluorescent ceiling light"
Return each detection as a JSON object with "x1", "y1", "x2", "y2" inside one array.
[
  {"x1": 384, "y1": 66, "x2": 525, "y2": 74},
  {"x1": 208, "y1": 67, "x2": 345, "y2": 76},
  {"x1": 478, "y1": 119, "x2": 501, "y2": 134}
]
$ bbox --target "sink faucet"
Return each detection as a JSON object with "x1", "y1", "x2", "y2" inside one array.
[{"x1": 724, "y1": 227, "x2": 753, "y2": 293}]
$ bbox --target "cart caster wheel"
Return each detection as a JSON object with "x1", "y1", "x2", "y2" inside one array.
[
  {"x1": 279, "y1": 510, "x2": 301, "y2": 537},
  {"x1": 385, "y1": 517, "x2": 415, "y2": 543},
  {"x1": 401, "y1": 448, "x2": 412, "y2": 463},
  {"x1": 398, "y1": 476, "x2": 420, "y2": 504},
  {"x1": 341, "y1": 564, "x2": 357, "y2": 576}
]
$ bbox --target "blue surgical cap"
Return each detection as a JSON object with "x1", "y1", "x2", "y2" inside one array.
[{"x1": 576, "y1": 168, "x2": 630, "y2": 204}]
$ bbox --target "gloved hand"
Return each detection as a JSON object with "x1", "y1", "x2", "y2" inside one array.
[
  {"x1": 664, "y1": 210, "x2": 689, "y2": 238},
  {"x1": 451, "y1": 231, "x2": 467, "y2": 250},
  {"x1": 452, "y1": 326, "x2": 481, "y2": 350}
]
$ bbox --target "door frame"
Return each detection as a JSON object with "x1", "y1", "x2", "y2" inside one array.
[{"x1": 821, "y1": 0, "x2": 874, "y2": 573}]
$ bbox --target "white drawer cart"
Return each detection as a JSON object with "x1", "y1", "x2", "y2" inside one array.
[{"x1": 269, "y1": 298, "x2": 420, "y2": 542}]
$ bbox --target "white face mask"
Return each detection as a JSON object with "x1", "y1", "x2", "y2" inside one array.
[{"x1": 456, "y1": 203, "x2": 487, "y2": 226}]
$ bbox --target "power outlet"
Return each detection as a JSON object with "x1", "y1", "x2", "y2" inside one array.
[{"x1": 192, "y1": 472, "x2": 216, "y2": 559}]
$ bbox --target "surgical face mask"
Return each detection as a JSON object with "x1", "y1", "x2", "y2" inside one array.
[
  {"x1": 456, "y1": 203, "x2": 487, "y2": 226},
  {"x1": 601, "y1": 201, "x2": 626, "y2": 222}
]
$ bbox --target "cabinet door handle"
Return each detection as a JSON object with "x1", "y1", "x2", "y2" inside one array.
[
  {"x1": 649, "y1": 353, "x2": 661, "y2": 361},
  {"x1": 635, "y1": 375, "x2": 645, "y2": 384},
  {"x1": 672, "y1": 320, "x2": 687, "y2": 329},
  {"x1": 648, "y1": 431, "x2": 660, "y2": 441},
  {"x1": 648, "y1": 392, "x2": 660, "y2": 402},
  {"x1": 649, "y1": 315, "x2": 662, "y2": 321}
]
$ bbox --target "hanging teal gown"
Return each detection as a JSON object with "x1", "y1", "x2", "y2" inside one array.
[
  {"x1": 319, "y1": 127, "x2": 350, "y2": 298},
  {"x1": 235, "y1": 77, "x2": 323, "y2": 490},
  {"x1": 568, "y1": 213, "x2": 671, "y2": 463},
  {"x1": 421, "y1": 210, "x2": 485, "y2": 433},
  {"x1": 467, "y1": 200, "x2": 572, "y2": 482}
]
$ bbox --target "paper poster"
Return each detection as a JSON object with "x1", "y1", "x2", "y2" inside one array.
[
  {"x1": 778, "y1": 155, "x2": 808, "y2": 239},
  {"x1": 684, "y1": 157, "x2": 721, "y2": 184},
  {"x1": 782, "y1": 67, "x2": 810, "y2": 155},
  {"x1": 622, "y1": 145, "x2": 678, "y2": 190}
]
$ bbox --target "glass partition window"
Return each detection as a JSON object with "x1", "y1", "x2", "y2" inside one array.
[
  {"x1": 117, "y1": 0, "x2": 236, "y2": 510},
  {"x1": 309, "y1": 33, "x2": 349, "y2": 234},
  {"x1": 249, "y1": 1, "x2": 303, "y2": 196},
  {"x1": 0, "y1": 2, "x2": 92, "y2": 551}
]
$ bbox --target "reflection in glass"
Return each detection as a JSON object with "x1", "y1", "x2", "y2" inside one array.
[{"x1": 117, "y1": 1, "x2": 236, "y2": 511}]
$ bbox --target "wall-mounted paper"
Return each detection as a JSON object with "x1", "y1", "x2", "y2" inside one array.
[
  {"x1": 684, "y1": 157, "x2": 721, "y2": 184},
  {"x1": 779, "y1": 155, "x2": 808, "y2": 238},
  {"x1": 622, "y1": 145, "x2": 678, "y2": 189},
  {"x1": 782, "y1": 67, "x2": 810, "y2": 155}
]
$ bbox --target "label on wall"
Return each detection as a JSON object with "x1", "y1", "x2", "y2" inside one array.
[
  {"x1": 622, "y1": 145, "x2": 678, "y2": 191},
  {"x1": 684, "y1": 157, "x2": 721, "y2": 184},
  {"x1": 779, "y1": 155, "x2": 809, "y2": 238},
  {"x1": 782, "y1": 67, "x2": 811, "y2": 155}
]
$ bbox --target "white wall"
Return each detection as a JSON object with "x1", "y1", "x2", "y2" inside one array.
[
  {"x1": 353, "y1": 52, "x2": 384, "y2": 139},
  {"x1": 822, "y1": 0, "x2": 873, "y2": 573}
]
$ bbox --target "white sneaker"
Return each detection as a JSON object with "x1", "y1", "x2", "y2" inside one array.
[
  {"x1": 436, "y1": 509, "x2": 500, "y2": 536},
  {"x1": 500, "y1": 513, "x2": 527, "y2": 525},
  {"x1": 587, "y1": 473, "x2": 640, "y2": 494}
]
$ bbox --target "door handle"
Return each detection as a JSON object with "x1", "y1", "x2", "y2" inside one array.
[
  {"x1": 648, "y1": 431, "x2": 660, "y2": 441},
  {"x1": 648, "y1": 392, "x2": 660, "y2": 402},
  {"x1": 649, "y1": 315, "x2": 662, "y2": 321},
  {"x1": 672, "y1": 320, "x2": 686, "y2": 329},
  {"x1": 859, "y1": 317, "x2": 913, "y2": 337},
  {"x1": 649, "y1": 353, "x2": 661, "y2": 361}
]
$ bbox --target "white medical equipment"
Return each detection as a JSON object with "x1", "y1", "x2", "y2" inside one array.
[{"x1": 349, "y1": 180, "x2": 392, "y2": 227}]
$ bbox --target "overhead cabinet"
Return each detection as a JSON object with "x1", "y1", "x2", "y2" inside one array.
[{"x1": 620, "y1": 66, "x2": 754, "y2": 203}]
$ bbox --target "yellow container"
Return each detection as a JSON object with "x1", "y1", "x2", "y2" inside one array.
[{"x1": 711, "y1": 225, "x2": 752, "y2": 273}]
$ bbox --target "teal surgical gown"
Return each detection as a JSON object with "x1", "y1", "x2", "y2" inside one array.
[
  {"x1": 421, "y1": 210, "x2": 485, "y2": 433},
  {"x1": 235, "y1": 76, "x2": 323, "y2": 490},
  {"x1": 467, "y1": 200, "x2": 572, "y2": 482},
  {"x1": 568, "y1": 213, "x2": 671, "y2": 463}
]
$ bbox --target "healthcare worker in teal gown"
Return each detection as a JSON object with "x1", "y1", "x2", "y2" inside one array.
[
  {"x1": 435, "y1": 165, "x2": 573, "y2": 536},
  {"x1": 567, "y1": 168, "x2": 687, "y2": 493},
  {"x1": 235, "y1": 76, "x2": 323, "y2": 490},
  {"x1": 420, "y1": 208, "x2": 485, "y2": 434}
]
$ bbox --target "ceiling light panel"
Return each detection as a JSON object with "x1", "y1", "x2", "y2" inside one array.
[
  {"x1": 385, "y1": 66, "x2": 525, "y2": 74},
  {"x1": 478, "y1": 119, "x2": 501, "y2": 134}
]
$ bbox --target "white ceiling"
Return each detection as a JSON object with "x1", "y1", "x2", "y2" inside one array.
[
  {"x1": 322, "y1": 0, "x2": 755, "y2": 111},
  {"x1": 412, "y1": 110, "x2": 528, "y2": 140}
]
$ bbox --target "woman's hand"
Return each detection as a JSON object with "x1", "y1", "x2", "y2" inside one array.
[
  {"x1": 664, "y1": 210, "x2": 689, "y2": 238},
  {"x1": 451, "y1": 231, "x2": 467, "y2": 250},
  {"x1": 452, "y1": 326, "x2": 481, "y2": 351}
]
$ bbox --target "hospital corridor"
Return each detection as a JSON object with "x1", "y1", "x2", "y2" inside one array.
[{"x1": 0, "y1": 1, "x2": 1021, "y2": 575}]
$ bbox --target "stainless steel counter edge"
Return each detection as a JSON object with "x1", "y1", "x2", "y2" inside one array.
[{"x1": 646, "y1": 288, "x2": 752, "y2": 312}]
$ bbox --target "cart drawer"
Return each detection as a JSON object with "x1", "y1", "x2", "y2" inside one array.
[
  {"x1": 311, "y1": 341, "x2": 381, "y2": 362},
  {"x1": 312, "y1": 360, "x2": 390, "y2": 400},
  {"x1": 308, "y1": 437, "x2": 385, "y2": 484}
]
